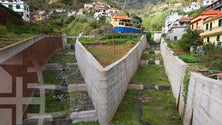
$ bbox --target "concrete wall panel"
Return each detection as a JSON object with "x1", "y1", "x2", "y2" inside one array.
[
  {"x1": 184, "y1": 72, "x2": 222, "y2": 125},
  {"x1": 75, "y1": 35, "x2": 147, "y2": 125},
  {"x1": 160, "y1": 39, "x2": 188, "y2": 115}
]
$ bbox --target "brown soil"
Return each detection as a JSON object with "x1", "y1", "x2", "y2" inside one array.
[
  {"x1": 86, "y1": 43, "x2": 136, "y2": 67},
  {"x1": 173, "y1": 48, "x2": 189, "y2": 55}
]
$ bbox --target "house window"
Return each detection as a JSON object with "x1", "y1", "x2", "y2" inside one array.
[
  {"x1": 174, "y1": 36, "x2": 177, "y2": 40},
  {"x1": 217, "y1": 35, "x2": 220, "y2": 41},
  {"x1": 16, "y1": 5, "x2": 20, "y2": 9},
  {"x1": 206, "y1": 23, "x2": 209, "y2": 30},
  {"x1": 210, "y1": 22, "x2": 212, "y2": 30},
  {"x1": 207, "y1": 37, "x2": 210, "y2": 43},
  {"x1": 191, "y1": 24, "x2": 194, "y2": 29},
  {"x1": 8, "y1": 5, "x2": 13, "y2": 9},
  {"x1": 196, "y1": 23, "x2": 198, "y2": 28},
  {"x1": 218, "y1": 19, "x2": 222, "y2": 27}
]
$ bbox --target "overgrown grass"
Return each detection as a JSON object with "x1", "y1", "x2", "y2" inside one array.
[
  {"x1": 80, "y1": 34, "x2": 141, "y2": 67},
  {"x1": 112, "y1": 90, "x2": 182, "y2": 125},
  {"x1": 182, "y1": 64, "x2": 206, "y2": 104},
  {"x1": 43, "y1": 70, "x2": 61, "y2": 85},
  {"x1": 79, "y1": 34, "x2": 141, "y2": 44},
  {"x1": 141, "y1": 54, "x2": 155, "y2": 60},
  {"x1": 177, "y1": 54, "x2": 200, "y2": 63},
  {"x1": 142, "y1": 90, "x2": 182, "y2": 125},
  {"x1": 45, "y1": 93, "x2": 70, "y2": 113},
  {"x1": 112, "y1": 90, "x2": 141, "y2": 125},
  {"x1": 47, "y1": 49, "x2": 76, "y2": 64},
  {"x1": 130, "y1": 66, "x2": 170, "y2": 86},
  {"x1": 0, "y1": 33, "x2": 34, "y2": 48},
  {"x1": 88, "y1": 44, "x2": 135, "y2": 67}
]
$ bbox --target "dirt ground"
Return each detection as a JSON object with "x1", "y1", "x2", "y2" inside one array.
[{"x1": 86, "y1": 43, "x2": 136, "y2": 67}]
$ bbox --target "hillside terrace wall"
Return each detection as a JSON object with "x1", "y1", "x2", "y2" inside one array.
[
  {"x1": 0, "y1": 35, "x2": 66, "y2": 64},
  {"x1": 184, "y1": 72, "x2": 222, "y2": 125},
  {"x1": 75, "y1": 35, "x2": 147, "y2": 125},
  {"x1": 160, "y1": 39, "x2": 188, "y2": 115}
]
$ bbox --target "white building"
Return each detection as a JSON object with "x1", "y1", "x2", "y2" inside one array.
[
  {"x1": 94, "y1": 9, "x2": 107, "y2": 19},
  {"x1": 107, "y1": 8, "x2": 119, "y2": 16},
  {"x1": 84, "y1": 3, "x2": 94, "y2": 9},
  {"x1": 167, "y1": 16, "x2": 191, "y2": 41},
  {"x1": 202, "y1": 0, "x2": 215, "y2": 6},
  {"x1": 163, "y1": 12, "x2": 182, "y2": 34},
  {"x1": 0, "y1": 0, "x2": 30, "y2": 21},
  {"x1": 183, "y1": 2, "x2": 201, "y2": 13}
]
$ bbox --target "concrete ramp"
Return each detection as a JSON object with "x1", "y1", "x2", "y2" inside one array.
[{"x1": 75, "y1": 35, "x2": 147, "y2": 125}]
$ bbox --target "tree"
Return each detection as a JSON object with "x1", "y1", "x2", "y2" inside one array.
[{"x1": 178, "y1": 29, "x2": 203, "y2": 52}]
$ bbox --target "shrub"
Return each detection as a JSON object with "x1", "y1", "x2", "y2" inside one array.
[
  {"x1": 177, "y1": 54, "x2": 200, "y2": 63},
  {"x1": 178, "y1": 29, "x2": 203, "y2": 52},
  {"x1": 201, "y1": 43, "x2": 222, "y2": 70},
  {"x1": 0, "y1": 25, "x2": 7, "y2": 36},
  {"x1": 146, "y1": 32, "x2": 151, "y2": 43}
]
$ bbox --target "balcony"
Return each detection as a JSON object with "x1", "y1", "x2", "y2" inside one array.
[{"x1": 200, "y1": 26, "x2": 222, "y2": 36}]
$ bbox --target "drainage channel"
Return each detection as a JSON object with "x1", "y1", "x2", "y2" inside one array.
[{"x1": 137, "y1": 99, "x2": 151, "y2": 125}]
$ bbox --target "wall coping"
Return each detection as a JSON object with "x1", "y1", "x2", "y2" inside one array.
[
  {"x1": 0, "y1": 34, "x2": 62, "y2": 64},
  {"x1": 191, "y1": 72, "x2": 222, "y2": 84}
]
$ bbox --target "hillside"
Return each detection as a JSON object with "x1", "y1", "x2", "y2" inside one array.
[
  {"x1": 111, "y1": 0, "x2": 202, "y2": 9},
  {"x1": 24, "y1": 0, "x2": 118, "y2": 11},
  {"x1": 23, "y1": 0, "x2": 91, "y2": 11}
]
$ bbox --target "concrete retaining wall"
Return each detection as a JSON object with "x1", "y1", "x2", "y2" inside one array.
[
  {"x1": 0, "y1": 35, "x2": 66, "y2": 64},
  {"x1": 184, "y1": 72, "x2": 222, "y2": 125},
  {"x1": 160, "y1": 39, "x2": 188, "y2": 115},
  {"x1": 75, "y1": 35, "x2": 147, "y2": 125}
]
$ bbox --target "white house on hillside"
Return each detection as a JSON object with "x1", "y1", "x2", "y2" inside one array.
[
  {"x1": 167, "y1": 16, "x2": 191, "y2": 41},
  {"x1": 163, "y1": 12, "x2": 182, "y2": 34},
  {"x1": 0, "y1": 0, "x2": 30, "y2": 21},
  {"x1": 107, "y1": 8, "x2": 119, "y2": 16},
  {"x1": 202, "y1": 0, "x2": 215, "y2": 6},
  {"x1": 183, "y1": 2, "x2": 201, "y2": 13}
]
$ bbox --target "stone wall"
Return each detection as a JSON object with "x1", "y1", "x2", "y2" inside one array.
[
  {"x1": 160, "y1": 39, "x2": 188, "y2": 115},
  {"x1": 184, "y1": 72, "x2": 222, "y2": 125},
  {"x1": 75, "y1": 35, "x2": 147, "y2": 125}
]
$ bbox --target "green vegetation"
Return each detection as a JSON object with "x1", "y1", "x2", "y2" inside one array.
[
  {"x1": 45, "y1": 93, "x2": 70, "y2": 113},
  {"x1": 177, "y1": 54, "x2": 200, "y2": 63},
  {"x1": 66, "y1": 17, "x2": 110, "y2": 36},
  {"x1": 142, "y1": 90, "x2": 182, "y2": 125},
  {"x1": 182, "y1": 64, "x2": 206, "y2": 103},
  {"x1": 141, "y1": 54, "x2": 155, "y2": 60},
  {"x1": 187, "y1": 7, "x2": 206, "y2": 17},
  {"x1": 0, "y1": 25, "x2": 7, "y2": 36},
  {"x1": 130, "y1": 66, "x2": 169, "y2": 86},
  {"x1": 43, "y1": 70, "x2": 61, "y2": 85},
  {"x1": 143, "y1": 10, "x2": 171, "y2": 31},
  {"x1": 0, "y1": 33, "x2": 34, "y2": 48},
  {"x1": 48, "y1": 49, "x2": 76, "y2": 64},
  {"x1": 26, "y1": 92, "x2": 89, "y2": 113},
  {"x1": 80, "y1": 34, "x2": 141, "y2": 67},
  {"x1": 112, "y1": 90, "x2": 182, "y2": 125},
  {"x1": 178, "y1": 29, "x2": 203, "y2": 52},
  {"x1": 25, "y1": 0, "x2": 90, "y2": 11},
  {"x1": 146, "y1": 32, "x2": 151, "y2": 43},
  {"x1": 201, "y1": 43, "x2": 222, "y2": 70}
]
